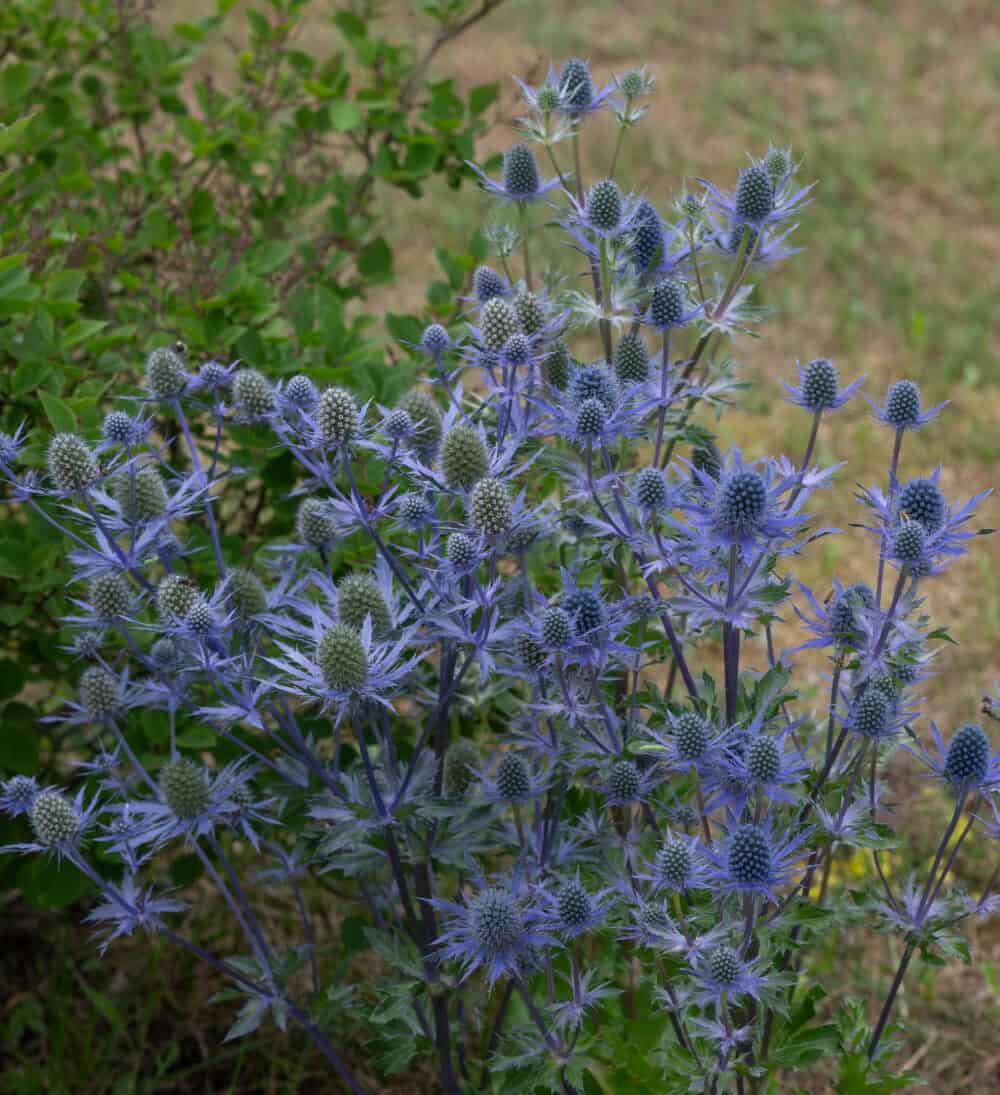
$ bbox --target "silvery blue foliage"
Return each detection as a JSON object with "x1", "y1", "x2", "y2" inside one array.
[{"x1": 1, "y1": 58, "x2": 996, "y2": 1095}]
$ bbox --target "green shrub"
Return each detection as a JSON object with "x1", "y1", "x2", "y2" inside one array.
[{"x1": 0, "y1": 0, "x2": 499, "y2": 900}]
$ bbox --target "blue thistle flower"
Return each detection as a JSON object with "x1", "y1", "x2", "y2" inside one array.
[
  {"x1": 784, "y1": 357, "x2": 864, "y2": 412},
  {"x1": 704, "y1": 817, "x2": 807, "y2": 903},
  {"x1": 868, "y1": 378, "x2": 946, "y2": 431},
  {"x1": 467, "y1": 144, "x2": 558, "y2": 204},
  {"x1": 473, "y1": 265, "x2": 508, "y2": 303}
]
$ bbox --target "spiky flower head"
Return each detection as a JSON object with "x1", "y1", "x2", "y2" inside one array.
[
  {"x1": 514, "y1": 633, "x2": 547, "y2": 671},
  {"x1": 446, "y1": 532, "x2": 475, "y2": 569},
  {"x1": 399, "y1": 492, "x2": 433, "y2": 528},
  {"x1": 79, "y1": 666, "x2": 120, "y2": 719},
  {"x1": 649, "y1": 279, "x2": 685, "y2": 329},
  {"x1": 558, "y1": 58, "x2": 593, "y2": 113},
  {"x1": 31, "y1": 791, "x2": 81, "y2": 846},
  {"x1": 728, "y1": 223, "x2": 759, "y2": 256},
  {"x1": 569, "y1": 364, "x2": 617, "y2": 410},
  {"x1": 473, "y1": 265, "x2": 506, "y2": 303},
  {"x1": 232, "y1": 368, "x2": 275, "y2": 417},
  {"x1": 747, "y1": 736, "x2": 781, "y2": 784},
  {"x1": 160, "y1": 758, "x2": 210, "y2": 820},
  {"x1": 891, "y1": 519, "x2": 927, "y2": 566},
  {"x1": 557, "y1": 879, "x2": 593, "y2": 928},
  {"x1": 692, "y1": 440, "x2": 722, "y2": 480},
  {"x1": 852, "y1": 690, "x2": 890, "y2": 739},
  {"x1": 727, "y1": 824, "x2": 772, "y2": 886},
  {"x1": 635, "y1": 466, "x2": 668, "y2": 510},
  {"x1": 614, "y1": 331, "x2": 650, "y2": 384},
  {"x1": 656, "y1": 838, "x2": 693, "y2": 889},
  {"x1": 398, "y1": 390, "x2": 442, "y2": 460},
  {"x1": 829, "y1": 583, "x2": 875, "y2": 646},
  {"x1": 514, "y1": 290, "x2": 545, "y2": 336},
  {"x1": 383, "y1": 408, "x2": 413, "y2": 441},
  {"x1": 504, "y1": 333, "x2": 530, "y2": 367},
  {"x1": 607, "y1": 759, "x2": 640, "y2": 802},
  {"x1": 150, "y1": 636, "x2": 181, "y2": 669},
  {"x1": 285, "y1": 374, "x2": 319, "y2": 409},
  {"x1": 89, "y1": 572, "x2": 131, "y2": 620},
  {"x1": 102, "y1": 411, "x2": 138, "y2": 446},
  {"x1": 536, "y1": 83, "x2": 561, "y2": 112},
  {"x1": 734, "y1": 163, "x2": 774, "y2": 224},
  {"x1": 145, "y1": 346, "x2": 188, "y2": 399},
  {"x1": 470, "y1": 477, "x2": 513, "y2": 536},
  {"x1": 563, "y1": 587, "x2": 604, "y2": 635},
  {"x1": 317, "y1": 624, "x2": 368, "y2": 692},
  {"x1": 544, "y1": 344, "x2": 572, "y2": 391},
  {"x1": 764, "y1": 146, "x2": 791, "y2": 183},
  {"x1": 110, "y1": 466, "x2": 168, "y2": 522},
  {"x1": 715, "y1": 470, "x2": 768, "y2": 539},
  {"x1": 799, "y1": 357, "x2": 839, "y2": 411},
  {"x1": 227, "y1": 568, "x2": 267, "y2": 618},
  {"x1": 316, "y1": 387, "x2": 358, "y2": 444},
  {"x1": 585, "y1": 178, "x2": 623, "y2": 233},
  {"x1": 708, "y1": 946, "x2": 741, "y2": 985},
  {"x1": 541, "y1": 606, "x2": 572, "y2": 649},
  {"x1": 1, "y1": 775, "x2": 38, "y2": 816},
  {"x1": 479, "y1": 296, "x2": 519, "y2": 352},
  {"x1": 944, "y1": 723, "x2": 991, "y2": 789},
  {"x1": 882, "y1": 379, "x2": 922, "y2": 430},
  {"x1": 185, "y1": 598, "x2": 215, "y2": 636},
  {"x1": 444, "y1": 739, "x2": 480, "y2": 797},
  {"x1": 503, "y1": 143, "x2": 541, "y2": 199},
  {"x1": 629, "y1": 199, "x2": 664, "y2": 274},
  {"x1": 421, "y1": 323, "x2": 450, "y2": 355},
  {"x1": 495, "y1": 752, "x2": 531, "y2": 801},
  {"x1": 47, "y1": 433, "x2": 99, "y2": 493},
  {"x1": 297, "y1": 497, "x2": 337, "y2": 549},
  {"x1": 471, "y1": 887, "x2": 521, "y2": 955},
  {"x1": 338, "y1": 573, "x2": 390, "y2": 635},
  {"x1": 198, "y1": 360, "x2": 230, "y2": 389},
  {"x1": 675, "y1": 712, "x2": 709, "y2": 763},
  {"x1": 681, "y1": 191, "x2": 704, "y2": 220},
  {"x1": 157, "y1": 575, "x2": 199, "y2": 622},
  {"x1": 898, "y1": 478, "x2": 946, "y2": 533},
  {"x1": 576, "y1": 397, "x2": 607, "y2": 439}
]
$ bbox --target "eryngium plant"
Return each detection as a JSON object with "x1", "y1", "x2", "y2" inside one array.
[{"x1": 2, "y1": 59, "x2": 995, "y2": 1094}]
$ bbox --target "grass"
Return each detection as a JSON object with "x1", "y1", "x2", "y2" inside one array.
[{"x1": 4, "y1": 0, "x2": 1000, "y2": 1091}]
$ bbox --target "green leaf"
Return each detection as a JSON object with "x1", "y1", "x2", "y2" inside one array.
[
  {"x1": 357, "y1": 236, "x2": 393, "y2": 280},
  {"x1": 328, "y1": 99, "x2": 362, "y2": 131},
  {"x1": 224, "y1": 998, "x2": 267, "y2": 1042},
  {"x1": 468, "y1": 82, "x2": 499, "y2": 116},
  {"x1": 39, "y1": 392, "x2": 77, "y2": 432},
  {"x1": 176, "y1": 726, "x2": 217, "y2": 749},
  {"x1": 10, "y1": 361, "x2": 51, "y2": 397}
]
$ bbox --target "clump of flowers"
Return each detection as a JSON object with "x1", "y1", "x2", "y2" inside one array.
[{"x1": 1, "y1": 58, "x2": 994, "y2": 1095}]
